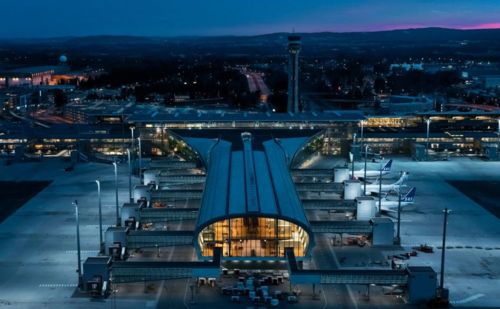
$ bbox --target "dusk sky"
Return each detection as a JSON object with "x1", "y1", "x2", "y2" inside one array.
[{"x1": 2, "y1": 0, "x2": 500, "y2": 38}]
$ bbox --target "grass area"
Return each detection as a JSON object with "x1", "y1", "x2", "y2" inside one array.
[
  {"x1": 0, "y1": 181, "x2": 51, "y2": 223},
  {"x1": 448, "y1": 180, "x2": 500, "y2": 219}
]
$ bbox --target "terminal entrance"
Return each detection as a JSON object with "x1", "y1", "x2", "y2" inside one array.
[{"x1": 197, "y1": 217, "x2": 309, "y2": 259}]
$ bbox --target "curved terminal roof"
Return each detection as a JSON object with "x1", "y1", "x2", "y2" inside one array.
[{"x1": 179, "y1": 131, "x2": 313, "y2": 244}]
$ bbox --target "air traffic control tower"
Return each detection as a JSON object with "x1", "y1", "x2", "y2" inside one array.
[{"x1": 287, "y1": 35, "x2": 301, "y2": 114}]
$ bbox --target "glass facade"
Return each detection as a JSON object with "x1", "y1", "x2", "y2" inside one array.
[{"x1": 198, "y1": 217, "x2": 309, "y2": 259}]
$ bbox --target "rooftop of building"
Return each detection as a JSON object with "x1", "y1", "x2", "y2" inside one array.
[{"x1": 127, "y1": 109, "x2": 365, "y2": 123}]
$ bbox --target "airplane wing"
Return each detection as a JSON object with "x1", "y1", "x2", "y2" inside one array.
[
  {"x1": 381, "y1": 208, "x2": 397, "y2": 213},
  {"x1": 380, "y1": 205, "x2": 398, "y2": 214}
]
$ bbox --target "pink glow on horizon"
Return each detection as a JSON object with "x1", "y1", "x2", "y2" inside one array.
[
  {"x1": 295, "y1": 23, "x2": 500, "y2": 34},
  {"x1": 458, "y1": 23, "x2": 500, "y2": 30},
  {"x1": 351, "y1": 23, "x2": 500, "y2": 32}
]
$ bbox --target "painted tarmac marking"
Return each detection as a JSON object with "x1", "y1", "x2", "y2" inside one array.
[
  {"x1": 39, "y1": 283, "x2": 78, "y2": 288},
  {"x1": 65, "y1": 250, "x2": 98, "y2": 254},
  {"x1": 82, "y1": 224, "x2": 113, "y2": 228},
  {"x1": 406, "y1": 244, "x2": 498, "y2": 251},
  {"x1": 324, "y1": 235, "x2": 359, "y2": 309},
  {"x1": 451, "y1": 293, "x2": 485, "y2": 305}
]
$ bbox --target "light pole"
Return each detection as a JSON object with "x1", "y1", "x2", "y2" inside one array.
[
  {"x1": 351, "y1": 152, "x2": 355, "y2": 180},
  {"x1": 378, "y1": 161, "x2": 383, "y2": 211},
  {"x1": 161, "y1": 126, "x2": 166, "y2": 149},
  {"x1": 126, "y1": 149, "x2": 132, "y2": 202},
  {"x1": 137, "y1": 137, "x2": 142, "y2": 182},
  {"x1": 73, "y1": 200, "x2": 83, "y2": 289},
  {"x1": 353, "y1": 133, "x2": 357, "y2": 144},
  {"x1": 363, "y1": 144, "x2": 369, "y2": 195},
  {"x1": 113, "y1": 162, "x2": 120, "y2": 226},
  {"x1": 497, "y1": 119, "x2": 500, "y2": 149},
  {"x1": 129, "y1": 126, "x2": 135, "y2": 148},
  {"x1": 360, "y1": 120, "x2": 365, "y2": 144},
  {"x1": 439, "y1": 208, "x2": 451, "y2": 297},
  {"x1": 425, "y1": 118, "x2": 431, "y2": 160},
  {"x1": 95, "y1": 179, "x2": 104, "y2": 254},
  {"x1": 129, "y1": 126, "x2": 135, "y2": 175},
  {"x1": 395, "y1": 178, "x2": 402, "y2": 245}
]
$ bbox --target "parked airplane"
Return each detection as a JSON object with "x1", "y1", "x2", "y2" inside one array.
[
  {"x1": 378, "y1": 187, "x2": 416, "y2": 213},
  {"x1": 365, "y1": 172, "x2": 409, "y2": 195},
  {"x1": 350, "y1": 159, "x2": 393, "y2": 179}
]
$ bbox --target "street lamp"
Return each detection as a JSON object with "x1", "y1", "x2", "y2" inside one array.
[
  {"x1": 129, "y1": 126, "x2": 135, "y2": 175},
  {"x1": 162, "y1": 126, "x2": 167, "y2": 149},
  {"x1": 113, "y1": 162, "x2": 120, "y2": 226},
  {"x1": 360, "y1": 120, "x2": 365, "y2": 144},
  {"x1": 395, "y1": 175, "x2": 403, "y2": 245},
  {"x1": 425, "y1": 118, "x2": 431, "y2": 160},
  {"x1": 137, "y1": 137, "x2": 142, "y2": 181},
  {"x1": 73, "y1": 200, "x2": 83, "y2": 289},
  {"x1": 95, "y1": 179, "x2": 104, "y2": 254},
  {"x1": 497, "y1": 119, "x2": 500, "y2": 149},
  {"x1": 350, "y1": 152, "x2": 355, "y2": 180},
  {"x1": 126, "y1": 149, "x2": 132, "y2": 202},
  {"x1": 363, "y1": 144, "x2": 369, "y2": 195},
  {"x1": 439, "y1": 208, "x2": 451, "y2": 298},
  {"x1": 378, "y1": 161, "x2": 383, "y2": 211},
  {"x1": 129, "y1": 126, "x2": 135, "y2": 149}
]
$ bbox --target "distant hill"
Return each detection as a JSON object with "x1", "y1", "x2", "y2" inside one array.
[
  {"x1": 65, "y1": 35, "x2": 157, "y2": 46},
  {"x1": 3, "y1": 27, "x2": 500, "y2": 45},
  {"x1": 263, "y1": 27, "x2": 500, "y2": 44},
  {"x1": 1, "y1": 28, "x2": 500, "y2": 59}
]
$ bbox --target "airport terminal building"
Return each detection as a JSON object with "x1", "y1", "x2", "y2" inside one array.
[{"x1": 188, "y1": 131, "x2": 314, "y2": 260}]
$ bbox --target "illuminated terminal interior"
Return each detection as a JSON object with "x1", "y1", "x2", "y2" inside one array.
[{"x1": 198, "y1": 217, "x2": 309, "y2": 258}]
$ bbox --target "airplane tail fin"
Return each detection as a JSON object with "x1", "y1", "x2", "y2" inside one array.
[
  {"x1": 381, "y1": 159, "x2": 393, "y2": 172},
  {"x1": 403, "y1": 187, "x2": 416, "y2": 202},
  {"x1": 395, "y1": 172, "x2": 409, "y2": 185}
]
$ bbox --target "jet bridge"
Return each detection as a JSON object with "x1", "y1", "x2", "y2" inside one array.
[
  {"x1": 138, "y1": 207, "x2": 199, "y2": 223},
  {"x1": 121, "y1": 203, "x2": 199, "y2": 225},
  {"x1": 302, "y1": 199, "x2": 356, "y2": 211},
  {"x1": 126, "y1": 230, "x2": 193, "y2": 249},
  {"x1": 295, "y1": 182, "x2": 343, "y2": 192},
  {"x1": 310, "y1": 218, "x2": 395, "y2": 246},
  {"x1": 291, "y1": 169, "x2": 333, "y2": 178},
  {"x1": 104, "y1": 227, "x2": 194, "y2": 251},
  {"x1": 285, "y1": 248, "x2": 407, "y2": 285},
  {"x1": 149, "y1": 160, "x2": 199, "y2": 170},
  {"x1": 151, "y1": 189, "x2": 203, "y2": 200},
  {"x1": 83, "y1": 249, "x2": 221, "y2": 286},
  {"x1": 310, "y1": 220, "x2": 373, "y2": 234},
  {"x1": 158, "y1": 174, "x2": 206, "y2": 184},
  {"x1": 285, "y1": 248, "x2": 438, "y2": 304}
]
